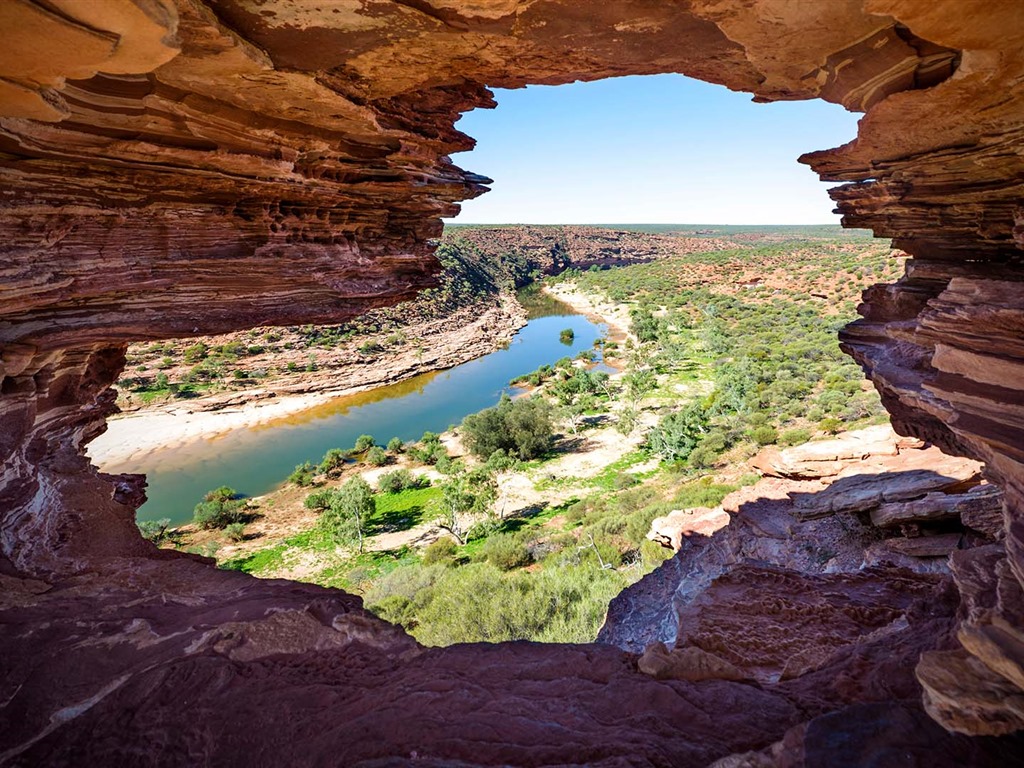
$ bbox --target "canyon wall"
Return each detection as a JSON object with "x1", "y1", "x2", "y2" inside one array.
[{"x1": 1, "y1": 1, "x2": 1023, "y2": 763}]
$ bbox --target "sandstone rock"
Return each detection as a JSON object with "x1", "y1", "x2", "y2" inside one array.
[
  {"x1": 885, "y1": 533, "x2": 965, "y2": 558},
  {"x1": 918, "y1": 649, "x2": 1024, "y2": 736},
  {"x1": 638, "y1": 641, "x2": 751, "y2": 683},
  {"x1": 869, "y1": 484, "x2": 1003, "y2": 528},
  {"x1": 792, "y1": 450, "x2": 983, "y2": 520},
  {"x1": 673, "y1": 564, "x2": 941, "y2": 685},
  {"x1": 750, "y1": 424, "x2": 921, "y2": 479},
  {"x1": 647, "y1": 506, "x2": 731, "y2": 550},
  {"x1": 863, "y1": 540, "x2": 955, "y2": 575},
  {"x1": 724, "y1": 702, "x2": 1024, "y2": 768},
  {"x1": 962, "y1": 491, "x2": 1008, "y2": 540},
  {"x1": 1, "y1": 0, "x2": 1024, "y2": 757},
  {"x1": 602, "y1": 467, "x2": 888, "y2": 652}
]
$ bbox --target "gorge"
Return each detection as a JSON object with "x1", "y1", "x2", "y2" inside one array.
[{"x1": 2, "y1": 1, "x2": 1024, "y2": 765}]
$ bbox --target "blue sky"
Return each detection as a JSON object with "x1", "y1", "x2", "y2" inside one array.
[{"x1": 447, "y1": 74, "x2": 861, "y2": 225}]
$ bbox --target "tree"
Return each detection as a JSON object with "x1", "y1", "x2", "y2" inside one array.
[
  {"x1": 319, "y1": 477, "x2": 374, "y2": 552},
  {"x1": 648, "y1": 403, "x2": 710, "y2": 462},
  {"x1": 435, "y1": 467, "x2": 496, "y2": 544},
  {"x1": 462, "y1": 395, "x2": 554, "y2": 461},
  {"x1": 562, "y1": 393, "x2": 596, "y2": 435},
  {"x1": 630, "y1": 307, "x2": 660, "y2": 343},
  {"x1": 288, "y1": 462, "x2": 315, "y2": 486},
  {"x1": 616, "y1": 405, "x2": 639, "y2": 436},
  {"x1": 622, "y1": 367, "x2": 656, "y2": 405}
]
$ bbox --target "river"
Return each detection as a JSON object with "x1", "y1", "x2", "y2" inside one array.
[{"x1": 120, "y1": 288, "x2": 607, "y2": 524}]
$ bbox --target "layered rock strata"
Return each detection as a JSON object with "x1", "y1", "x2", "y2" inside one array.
[{"x1": 2, "y1": 0, "x2": 1024, "y2": 762}]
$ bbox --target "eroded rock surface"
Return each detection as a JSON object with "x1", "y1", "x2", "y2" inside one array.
[{"x1": 2, "y1": 0, "x2": 1024, "y2": 763}]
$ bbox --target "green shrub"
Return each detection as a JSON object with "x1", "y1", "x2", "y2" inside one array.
[
  {"x1": 377, "y1": 469, "x2": 423, "y2": 494},
  {"x1": 319, "y1": 448, "x2": 348, "y2": 475},
  {"x1": 365, "y1": 446, "x2": 388, "y2": 466},
  {"x1": 225, "y1": 522, "x2": 246, "y2": 542},
  {"x1": 671, "y1": 478, "x2": 738, "y2": 509},
  {"x1": 687, "y1": 446, "x2": 718, "y2": 469},
  {"x1": 559, "y1": 328, "x2": 575, "y2": 344},
  {"x1": 699, "y1": 431, "x2": 728, "y2": 454},
  {"x1": 183, "y1": 342, "x2": 208, "y2": 364},
  {"x1": 354, "y1": 434, "x2": 376, "y2": 452},
  {"x1": 137, "y1": 518, "x2": 171, "y2": 544},
  {"x1": 751, "y1": 426, "x2": 778, "y2": 445},
  {"x1": 288, "y1": 462, "x2": 315, "y2": 486},
  {"x1": 461, "y1": 394, "x2": 554, "y2": 461},
  {"x1": 386, "y1": 437, "x2": 404, "y2": 453},
  {"x1": 193, "y1": 487, "x2": 246, "y2": 530},
  {"x1": 818, "y1": 417, "x2": 843, "y2": 435},
  {"x1": 304, "y1": 489, "x2": 336, "y2": 510},
  {"x1": 483, "y1": 534, "x2": 533, "y2": 571},
  {"x1": 613, "y1": 472, "x2": 639, "y2": 490},
  {"x1": 483, "y1": 449, "x2": 519, "y2": 472},
  {"x1": 422, "y1": 537, "x2": 458, "y2": 565},
  {"x1": 779, "y1": 428, "x2": 812, "y2": 446}
]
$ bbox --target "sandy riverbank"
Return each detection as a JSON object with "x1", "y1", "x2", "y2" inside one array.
[
  {"x1": 89, "y1": 387, "x2": 375, "y2": 469},
  {"x1": 543, "y1": 282, "x2": 636, "y2": 344},
  {"x1": 90, "y1": 283, "x2": 623, "y2": 470}
]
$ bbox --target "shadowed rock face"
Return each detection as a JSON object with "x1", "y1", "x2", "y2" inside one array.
[{"x1": 2, "y1": 0, "x2": 1024, "y2": 763}]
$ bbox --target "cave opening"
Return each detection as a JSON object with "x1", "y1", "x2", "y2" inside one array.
[
  {"x1": 3, "y1": 1, "x2": 1024, "y2": 763},
  {"x1": 448, "y1": 73, "x2": 861, "y2": 226}
]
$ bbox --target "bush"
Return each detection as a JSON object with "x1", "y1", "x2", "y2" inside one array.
[
  {"x1": 193, "y1": 487, "x2": 246, "y2": 530},
  {"x1": 288, "y1": 462, "x2": 315, "y2": 486},
  {"x1": 648, "y1": 403, "x2": 709, "y2": 462},
  {"x1": 225, "y1": 522, "x2": 246, "y2": 542},
  {"x1": 137, "y1": 518, "x2": 171, "y2": 544},
  {"x1": 687, "y1": 446, "x2": 718, "y2": 469},
  {"x1": 751, "y1": 425, "x2": 779, "y2": 445},
  {"x1": 482, "y1": 534, "x2": 533, "y2": 571},
  {"x1": 354, "y1": 434, "x2": 376, "y2": 452},
  {"x1": 483, "y1": 449, "x2": 519, "y2": 472},
  {"x1": 387, "y1": 437, "x2": 404, "y2": 453},
  {"x1": 461, "y1": 394, "x2": 555, "y2": 461},
  {"x1": 779, "y1": 428, "x2": 812, "y2": 446},
  {"x1": 304, "y1": 489, "x2": 336, "y2": 510},
  {"x1": 422, "y1": 537, "x2": 459, "y2": 565},
  {"x1": 559, "y1": 328, "x2": 575, "y2": 344},
  {"x1": 699, "y1": 431, "x2": 728, "y2": 454},
  {"x1": 365, "y1": 446, "x2": 388, "y2": 466},
  {"x1": 377, "y1": 469, "x2": 423, "y2": 493},
  {"x1": 818, "y1": 417, "x2": 843, "y2": 435},
  {"x1": 319, "y1": 448, "x2": 348, "y2": 475},
  {"x1": 613, "y1": 472, "x2": 639, "y2": 490},
  {"x1": 418, "y1": 442, "x2": 448, "y2": 466},
  {"x1": 183, "y1": 342, "x2": 208, "y2": 364}
]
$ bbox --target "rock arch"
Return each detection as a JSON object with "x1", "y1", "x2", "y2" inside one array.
[{"x1": 1, "y1": 1, "x2": 1023, "y2": 763}]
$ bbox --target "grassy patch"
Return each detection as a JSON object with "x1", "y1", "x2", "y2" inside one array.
[{"x1": 370, "y1": 485, "x2": 441, "y2": 534}]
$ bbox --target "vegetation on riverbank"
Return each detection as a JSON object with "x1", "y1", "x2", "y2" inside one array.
[{"x1": 140, "y1": 225, "x2": 899, "y2": 646}]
